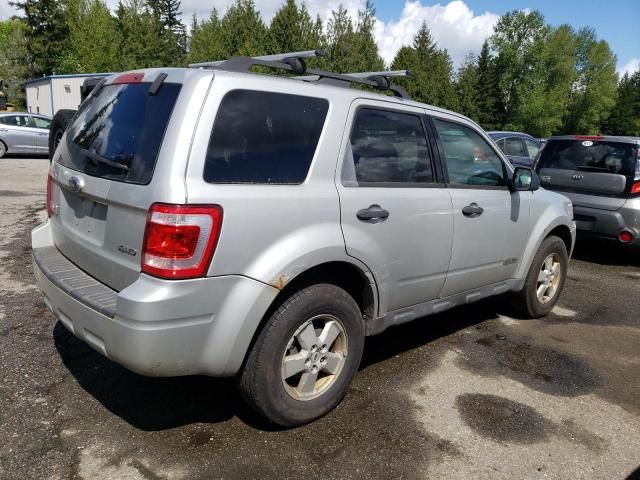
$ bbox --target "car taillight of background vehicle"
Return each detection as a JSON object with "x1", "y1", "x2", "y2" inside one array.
[
  {"x1": 633, "y1": 148, "x2": 640, "y2": 196},
  {"x1": 141, "y1": 204, "x2": 223, "y2": 280},
  {"x1": 46, "y1": 172, "x2": 53, "y2": 218}
]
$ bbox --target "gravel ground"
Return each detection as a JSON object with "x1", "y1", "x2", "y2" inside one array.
[{"x1": 1, "y1": 157, "x2": 639, "y2": 480}]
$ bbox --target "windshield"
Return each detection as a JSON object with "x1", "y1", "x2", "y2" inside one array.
[
  {"x1": 61, "y1": 82, "x2": 181, "y2": 184},
  {"x1": 538, "y1": 139, "x2": 637, "y2": 177}
]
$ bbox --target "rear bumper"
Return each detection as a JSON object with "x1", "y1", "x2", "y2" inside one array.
[
  {"x1": 32, "y1": 221, "x2": 279, "y2": 377},
  {"x1": 573, "y1": 199, "x2": 640, "y2": 245}
]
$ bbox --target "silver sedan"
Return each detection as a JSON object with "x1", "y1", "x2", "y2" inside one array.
[{"x1": 0, "y1": 112, "x2": 51, "y2": 158}]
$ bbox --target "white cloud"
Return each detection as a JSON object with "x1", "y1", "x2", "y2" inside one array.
[
  {"x1": 618, "y1": 57, "x2": 640, "y2": 77},
  {"x1": 0, "y1": 2, "x2": 20, "y2": 19},
  {"x1": 1, "y1": 0, "x2": 499, "y2": 67},
  {"x1": 374, "y1": 0, "x2": 499, "y2": 67}
]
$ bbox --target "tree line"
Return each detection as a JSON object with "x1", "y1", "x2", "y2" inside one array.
[{"x1": 1, "y1": 0, "x2": 638, "y2": 136}]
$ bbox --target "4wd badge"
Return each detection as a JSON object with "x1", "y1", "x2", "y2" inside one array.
[{"x1": 118, "y1": 245, "x2": 137, "y2": 257}]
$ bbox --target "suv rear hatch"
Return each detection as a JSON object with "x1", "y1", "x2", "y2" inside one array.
[
  {"x1": 47, "y1": 70, "x2": 198, "y2": 291},
  {"x1": 536, "y1": 136, "x2": 640, "y2": 211}
]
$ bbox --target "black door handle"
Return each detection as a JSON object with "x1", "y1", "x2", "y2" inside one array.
[
  {"x1": 462, "y1": 202, "x2": 484, "y2": 218},
  {"x1": 357, "y1": 204, "x2": 390, "y2": 222}
]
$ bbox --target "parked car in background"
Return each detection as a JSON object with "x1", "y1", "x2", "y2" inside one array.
[
  {"x1": 535, "y1": 135, "x2": 640, "y2": 246},
  {"x1": 33, "y1": 53, "x2": 575, "y2": 427},
  {"x1": 0, "y1": 112, "x2": 51, "y2": 158},
  {"x1": 488, "y1": 131, "x2": 541, "y2": 167}
]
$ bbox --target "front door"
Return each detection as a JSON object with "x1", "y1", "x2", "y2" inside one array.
[
  {"x1": 431, "y1": 118, "x2": 530, "y2": 297},
  {"x1": 337, "y1": 101, "x2": 453, "y2": 315}
]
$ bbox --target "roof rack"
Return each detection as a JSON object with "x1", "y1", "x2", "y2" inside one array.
[
  {"x1": 187, "y1": 50, "x2": 325, "y2": 69},
  {"x1": 188, "y1": 50, "x2": 412, "y2": 99}
]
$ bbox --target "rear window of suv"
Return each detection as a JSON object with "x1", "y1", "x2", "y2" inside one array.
[
  {"x1": 538, "y1": 139, "x2": 637, "y2": 177},
  {"x1": 204, "y1": 90, "x2": 329, "y2": 184},
  {"x1": 61, "y1": 82, "x2": 181, "y2": 185}
]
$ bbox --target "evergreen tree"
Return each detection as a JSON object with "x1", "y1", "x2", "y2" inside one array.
[
  {"x1": 603, "y1": 72, "x2": 640, "y2": 136},
  {"x1": 325, "y1": 5, "x2": 357, "y2": 72},
  {"x1": 455, "y1": 53, "x2": 480, "y2": 122},
  {"x1": 475, "y1": 40, "x2": 503, "y2": 130},
  {"x1": 391, "y1": 22, "x2": 457, "y2": 109},
  {"x1": 116, "y1": 0, "x2": 165, "y2": 70},
  {"x1": 218, "y1": 0, "x2": 267, "y2": 57},
  {"x1": 149, "y1": 0, "x2": 187, "y2": 61},
  {"x1": 268, "y1": 0, "x2": 316, "y2": 54},
  {"x1": 9, "y1": 0, "x2": 69, "y2": 75},
  {"x1": 351, "y1": 0, "x2": 384, "y2": 72},
  {"x1": 185, "y1": 8, "x2": 226, "y2": 65}
]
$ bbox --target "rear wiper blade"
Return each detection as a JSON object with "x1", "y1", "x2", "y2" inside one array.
[{"x1": 80, "y1": 148, "x2": 129, "y2": 172}]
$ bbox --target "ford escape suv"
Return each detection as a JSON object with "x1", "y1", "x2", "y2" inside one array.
[
  {"x1": 32, "y1": 53, "x2": 575, "y2": 427},
  {"x1": 535, "y1": 135, "x2": 640, "y2": 246}
]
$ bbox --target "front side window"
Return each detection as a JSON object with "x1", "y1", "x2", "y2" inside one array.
[
  {"x1": 433, "y1": 119, "x2": 506, "y2": 187},
  {"x1": 204, "y1": 90, "x2": 328, "y2": 184},
  {"x1": 33, "y1": 116, "x2": 51, "y2": 129},
  {"x1": 524, "y1": 139, "x2": 540, "y2": 158},
  {"x1": 342, "y1": 108, "x2": 434, "y2": 187}
]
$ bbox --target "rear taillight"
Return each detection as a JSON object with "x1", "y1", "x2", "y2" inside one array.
[
  {"x1": 46, "y1": 173, "x2": 53, "y2": 218},
  {"x1": 631, "y1": 182, "x2": 640, "y2": 195},
  {"x1": 141, "y1": 204, "x2": 223, "y2": 280},
  {"x1": 619, "y1": 230, "x2": 634, "y2": 244}
]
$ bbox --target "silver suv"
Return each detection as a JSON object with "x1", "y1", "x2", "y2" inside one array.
[{"x1": 32, "y1": 53, "x2": 575, "y2": 426}]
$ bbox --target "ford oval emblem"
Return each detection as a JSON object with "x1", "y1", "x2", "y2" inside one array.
[{"x1": 68, "y1": 176, "x2": 84, "y2": 192}]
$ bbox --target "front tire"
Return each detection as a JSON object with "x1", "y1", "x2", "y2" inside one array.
[
  {"x1": 239, "y1": 284, "x2": 365, "y2": 427},
  {"x1": 515, "y1": 235, "x2": 568, "y2": 318}
]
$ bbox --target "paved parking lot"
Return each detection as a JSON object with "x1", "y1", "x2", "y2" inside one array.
[{"x1": 1, "y1": 157, "x2": 639, "y2": 480}]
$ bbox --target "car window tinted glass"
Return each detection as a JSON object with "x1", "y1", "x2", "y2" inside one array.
[
  {"x1": 342, "y1": 108, "x2": 433, "y2": 187},
  {"x1": 33, "y1": 116, "x2": 51, "y2": 129},
  {"x1": 505, "y1": 137, "x2": 526, "y2": 156},
  {"x1": 433, "y1": 119, "x2": 505, "y2": 187},
  {"x1": 61, "y1": 82, "x2": 181, "y2": 185},
  {"x1": 537, "y1": 139, "x2": 637, "y2": 177},
  {"x1": 524, "y1": 139, "x2": 540, "y2": 158},
  {"x1": 3, "y1": 115, "x2": 31, "y2": 127},
  {"x1": 204, "y1": 90, "x2": 328, "y2": 184}
]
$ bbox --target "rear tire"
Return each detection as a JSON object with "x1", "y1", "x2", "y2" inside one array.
[
  {"x1": 514, "y1": 235, "x2": 568, "y2": 318},
  {"x1": 49, "y1": 109, "x2": 76, "y2": 162},
  {"x1": 239, "y1": 284, "x2": 365, "y2": 427},
  {"x1": 0, "y1": 140, "x2": 6, "y2": 159}
]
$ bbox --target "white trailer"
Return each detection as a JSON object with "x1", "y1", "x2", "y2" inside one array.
[{"x1": 25, "y1": 73, "x2": 110, "y2": 117}]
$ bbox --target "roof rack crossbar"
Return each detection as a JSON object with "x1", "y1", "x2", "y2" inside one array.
[{"x1": 188, "y1": 49, "x2": 325, "y2": 69}]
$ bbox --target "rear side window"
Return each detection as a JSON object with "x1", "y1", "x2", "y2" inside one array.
[
  {"x1": 433, "y1": 119, "x2": 506, "y2": 187},
  {"x1": 342, "y1": 108, "x2": 434, "y2": 187},
  {"x1": 524, "y1": 139, "x2": 540, "y2": 158},
  {"x1": 61, "y1": 82, "x2": 181, "y2": 185},
  {"x1": 204, "y1": 90, "x2": 328, "y2": 184},
  {"x1": 538, "y1": 139, "x2": 637, "y2": 176},
  {"x1": 505, "y1": 137, "x2": 526, "y2": 156}
]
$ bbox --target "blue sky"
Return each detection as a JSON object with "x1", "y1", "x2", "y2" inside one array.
[
  {"x1": 373, "y1": 0, "x2": 638, "y2": 74},
  {"x1": 1, "y1": 0, "x2": 637, "y2": 75}
]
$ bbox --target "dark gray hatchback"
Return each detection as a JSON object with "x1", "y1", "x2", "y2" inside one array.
[{"x1": 535, "y1": 135, "x2": 640, "y2": 245}]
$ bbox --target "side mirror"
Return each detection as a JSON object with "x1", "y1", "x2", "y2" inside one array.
[{"x1": 512, "y1": 166, "x2": 540, "y2": 191}]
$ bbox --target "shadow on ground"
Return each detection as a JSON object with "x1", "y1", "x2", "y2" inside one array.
[
  {"x1": 54, "y1": 297, "x2": 506, "y2": 432},
  {"x1": 571, "y1": 236, "x2": 640, "y2": 267}
]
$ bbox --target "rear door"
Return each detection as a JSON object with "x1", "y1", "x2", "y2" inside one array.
[
  {"x1": 537, "y1": 138, "x2": 638, "y2": 211},
  {"x1": 432, "y1": 118, "x2": 530, "y2": 297},
  {"x1": 31, "y1": 115, "x2": 51, "y2": 153},
  {"x1": 48, "y1": 74, "x2": 187, "y2": 291},
  {"x1": 337, "y1": 101, "x2": 453, "y2": 314}
]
